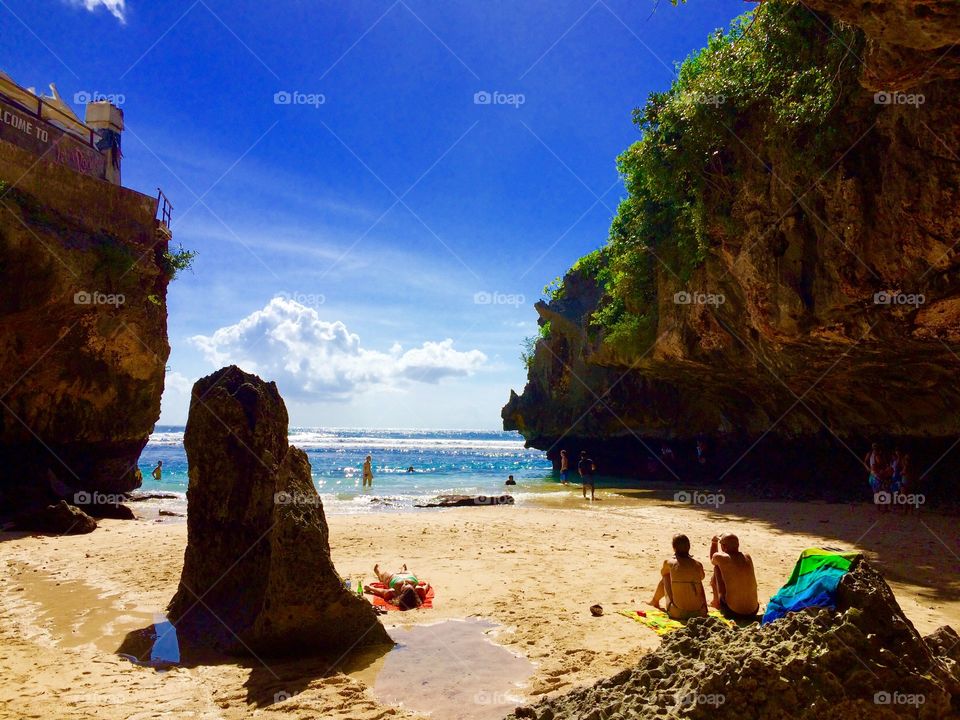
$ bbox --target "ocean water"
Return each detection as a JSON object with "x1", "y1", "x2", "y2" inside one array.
[{"x1": 137, "y1": 426, "x2": 555, "y2": 515}]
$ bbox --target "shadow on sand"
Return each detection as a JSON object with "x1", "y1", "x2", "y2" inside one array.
[
  {"x1": 614, "y1": 482, "x2": 960, "y2": 604},
  {"x1": 116, "y1": 621, "x2": 391, "y2": 708}
]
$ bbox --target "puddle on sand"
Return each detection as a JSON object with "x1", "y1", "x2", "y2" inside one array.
[
  {"x1": 6, "y1": 562, "x2": 154, "y2": 652},
  {"x1": 343, "y1": 619, "x2": 534, "y2": 720}
]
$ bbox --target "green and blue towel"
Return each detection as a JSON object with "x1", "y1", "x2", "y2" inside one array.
[{"x1": 762, "y1": 548, "x2": 860, "y2": 624}]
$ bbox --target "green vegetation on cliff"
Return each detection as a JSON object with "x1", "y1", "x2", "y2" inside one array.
[{"x1": 551, "y1": 1, "x2": 868, "y2": 357}]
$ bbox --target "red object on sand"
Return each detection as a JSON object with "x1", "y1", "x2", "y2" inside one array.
[{"x1": 367, "y1": 581, "x2": 435, "y2": 610}]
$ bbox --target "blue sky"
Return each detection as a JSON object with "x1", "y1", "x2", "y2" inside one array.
[{"x1": 3, "y1": 0, "x2": 746, "y2": 428}]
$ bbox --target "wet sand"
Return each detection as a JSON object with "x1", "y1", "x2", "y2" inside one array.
[{"x1": 1, "y1": 493, "x2": 958, "y2": 719}]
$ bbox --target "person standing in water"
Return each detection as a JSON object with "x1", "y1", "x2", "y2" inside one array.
[
  {"x1": 152, "y1": 460, "x2": 163, "y2": 482},
  {"x1": 559, "y1": 449, "x2": 569, "y2": 485},
  {"x1": 362, "y1": 455, "x2": 374, "y2": 488},
  {"x1": 578, "y1": 450, "x2": 596, "y2": 501}
]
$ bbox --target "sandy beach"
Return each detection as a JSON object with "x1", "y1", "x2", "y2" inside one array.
[{"x1": 2, "y1": 493, "x2": 959, "y2": 720}]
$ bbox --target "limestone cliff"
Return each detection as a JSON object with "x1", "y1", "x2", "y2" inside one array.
[
  {"x1": 0, "y1": 137, "x2": 170, "y2": 513},
  {"x1": 504, "y1": 0, "x2": 960, "y2": 495}
]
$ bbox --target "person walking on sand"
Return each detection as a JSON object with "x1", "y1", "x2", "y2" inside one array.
[
  {"x1": 649, "y1": 534, "x2": 708, "y2": 620},
  {"x1": 709, "y1": 533, "x2": 759, "y2": 620},
  {"x1": 578, "y1": 450, "x2": 596, "y2": 501},
  {"x1": 559, "y1": 449, "x2": 570, "y2": 485},
  {"x1": 152, "y1": 460, "x2": 163, "y2": 482},
  {"x1": 362, "y1": 455, "x2": 374, "y2": 488},
  {"x1": 898, "y1": 448, "x2": 917, "y2": 512},
  {"x1": 864, "y1": 442, "x2": 892, "y2": 511}
]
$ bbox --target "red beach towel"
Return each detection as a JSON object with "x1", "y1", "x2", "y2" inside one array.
[{"x1": 367, "y1": 581, "x2": 435, "y2": 610}]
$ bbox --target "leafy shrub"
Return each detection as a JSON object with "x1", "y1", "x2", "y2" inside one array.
[
  {"x1": 161, "y1": 243, "x2": 197, "y2": 280},
  {"x1": 521, "y1": 320, "x2": 553, "y2": 370}
]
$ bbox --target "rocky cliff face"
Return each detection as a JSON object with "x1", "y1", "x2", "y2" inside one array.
[
  {"x1": 504, "y1": 0, "x2": 960, "y2": 495},
  {"x1": 0, "y1": 138, "x2": 170, "y2": 514}
]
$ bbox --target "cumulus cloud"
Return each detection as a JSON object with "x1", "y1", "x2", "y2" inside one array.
[
  {"x1": 190, "y1": 297, "x2": 486, "y2": 400},
  {"x1": 68, "y1": 0, "x2": 126, "y2": 23},
  {"x1": 164, "y1": 370, "x2": 193, "y2": 395}
]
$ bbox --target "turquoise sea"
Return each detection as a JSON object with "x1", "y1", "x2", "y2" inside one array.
[{"x1": 137, "y1": 426, "x2": 556, "y2": 515}]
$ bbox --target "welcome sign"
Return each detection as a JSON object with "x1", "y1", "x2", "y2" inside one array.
[{"x1": 0, "y1": 95, "x2": 106, "y2": 180}]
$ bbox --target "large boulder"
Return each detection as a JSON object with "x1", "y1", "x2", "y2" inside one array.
[
  {"x1": 12, "y1": 500, "x2": 97, "y2": 534},
  {"x1": 510, "y1": 560, "x2": 960, "y2": 719},
  {"x1": 167, "y1": 365, "x2": 391, "y2": 656}
]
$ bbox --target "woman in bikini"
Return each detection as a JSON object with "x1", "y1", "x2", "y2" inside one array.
[
  {"x1": 648, "y1": 534, "x2": 708, "y2": 620},
  {"x1": 364, "y1": 563, "x2": 430, "y2": 609}
]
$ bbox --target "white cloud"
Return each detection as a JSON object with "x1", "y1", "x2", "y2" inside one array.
[
  {"x1": 190, "y1": 297, "x2": 486, "y2": 400},
  {"x1": 158, "y1": 370, "x2": 194, "y2": 424},
  {"x1": 68, "y1": 0, "x2": 126, "y2": 23},
  {"x1": 165, "y1": 370, "x2": 193, "y2": 395}
]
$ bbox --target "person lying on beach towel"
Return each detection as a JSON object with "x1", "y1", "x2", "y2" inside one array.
[
  {"x1": 649, "y1": 534, "x2": 708, "y2": 620},
  {"x1": 366, "y1": 582, "x2": 435, "y2": 611},
  {"x1": 364, "y1": 563, "x2": 430, "y2": 610},
  {"x1": 709, "y1": 533, "x2": 759, "y2": 621}
]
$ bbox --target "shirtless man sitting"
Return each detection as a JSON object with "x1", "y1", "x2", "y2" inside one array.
[
  {"x1": 709, "y1": 533, "x2": 759, "y2": 620},
  {"x1": 649, "y1": 534, "x2": 708, "y2": 620}
]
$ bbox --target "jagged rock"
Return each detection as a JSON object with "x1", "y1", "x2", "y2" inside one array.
[
  {"x1": 415, "y1": 494, "x2": 515, "y2": 508},
  {"x1": 167, "y1": 365, "x2": 390, "y2": 656},
  {"x1": 510, "y1": 559, "x2": 960, "y2": 719},
  {"x1": 126, "y1": 491, "x2": 181, "y2": 502},
  {"x1": 77, "y1": 501, "x2": 137, "y2": 520},
  {"x1": 800, "y1": 0, "x2": 960, "y2": 90},
  {"x1": 13, "y1": 500, "x2": 97, "y2": 534}
]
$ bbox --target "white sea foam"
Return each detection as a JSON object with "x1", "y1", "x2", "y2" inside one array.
[{"x1": 148, "y1": 428, "x2": 534, "y2": 454}]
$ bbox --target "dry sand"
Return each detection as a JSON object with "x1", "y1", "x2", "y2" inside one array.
[{"x1": 1, "y1": 492, "x2": 959, "y2": 719}]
